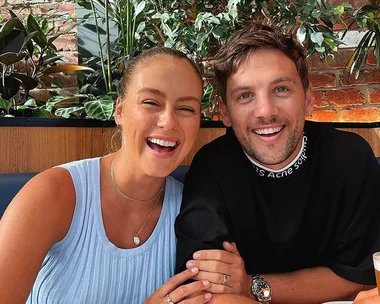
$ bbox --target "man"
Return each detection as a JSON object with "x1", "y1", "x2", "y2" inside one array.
[{"x1": 175, "y1": 24, "x2": 380, "y2": 303}]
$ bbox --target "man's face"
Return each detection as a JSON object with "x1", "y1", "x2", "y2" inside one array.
[{"x1": 220, "y1": 49, "x2": 313, "y2": 170}]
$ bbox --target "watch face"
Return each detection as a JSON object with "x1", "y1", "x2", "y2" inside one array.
[{"x1": 253, "y1": 279, "x2": 271, "y2": 301}]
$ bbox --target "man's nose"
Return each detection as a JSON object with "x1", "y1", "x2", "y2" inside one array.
[{"x1": 254, "y1": 93, "x2": 278, "y2": 119}]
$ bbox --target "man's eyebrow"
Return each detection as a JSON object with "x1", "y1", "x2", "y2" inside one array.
[
  {"x1": 230, "y1": 85, "x2": 252, "y2": 95},
  {"x1": 271, "y1": 76, "x2": 297, "y2": 85}
]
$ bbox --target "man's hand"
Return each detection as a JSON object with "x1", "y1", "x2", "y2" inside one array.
[{"x1": 185, "y1": 241, "x2": 251, "y2": 297}]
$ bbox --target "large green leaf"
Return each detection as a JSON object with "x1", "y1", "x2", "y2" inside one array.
[
  {"x1": 0, "y1": 97, "x2": 12, "y2": 112},
  {"x1": 27, "y1": 15, "x2": 47, "y2": 48},
  {"x1": 0, "y1": 29, "x2": 24, "y2": 54},
  {"x1": 45, "y1": 94, "x2": 88, "y2": 111},
  {"x1": 55, "y1": 106, "x2": 85, "y2": 118},
  {"x1": 0, "y1": 76, "x2": 21, "y2": 100},
  {"x1": 310, "y1": 32, "x2": 324, "y2": 45},
  {"x1": 84, "y1": 98, "x2": 114, "y2": 120},
  {"x1": 11, "y1": 73, "x2": 39, "y2": 90},
  {"x1": 0, "y1": 52, "x2": 25, "y2": 65},
  {"x1": 134, "y1": 1, "x2": 146, "y2": 19},
  {"x1": 296, "y1": 26, "x2": 307, "y2": 44},
  {"x1": 0, "y1": 19, "x2": 18, "y2": 38},
  {"x1": 33, "y1": 109, "x2": 51, "y2": 118}
]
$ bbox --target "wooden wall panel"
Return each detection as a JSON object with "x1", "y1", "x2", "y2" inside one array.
[
  {"x1": 0, "y1": 127, "x2": 225, "y2": 173},
  {"x1": 1, "y1": 126, "x2": 378, "y2": 174}
]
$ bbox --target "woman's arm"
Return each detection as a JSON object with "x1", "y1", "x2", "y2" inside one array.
[{"x1": 0, "y1": 168, "x2": 75, "y2": 303}]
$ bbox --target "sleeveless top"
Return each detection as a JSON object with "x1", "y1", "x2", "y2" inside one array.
[{"x1": 27, "y1": 157, "x2": 182, "y2": 304}]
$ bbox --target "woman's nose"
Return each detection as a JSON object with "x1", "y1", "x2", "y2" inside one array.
[{"x1": 157, "y1": 108, "x2": 178, "y2": 131}]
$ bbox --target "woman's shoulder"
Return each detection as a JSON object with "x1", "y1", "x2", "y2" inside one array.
[{"x1": 4, "y1": 165, "x2": 77, "y2": 243}]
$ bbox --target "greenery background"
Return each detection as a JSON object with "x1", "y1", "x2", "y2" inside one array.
[{"x1": 1, "y1": 0, "x2": 380, "y2": 120}]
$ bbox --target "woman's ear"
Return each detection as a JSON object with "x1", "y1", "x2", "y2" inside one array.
[
  {"x1": 115, "y1": 97, "x2": 124, "y2": 126},
  {"x1": 219, "y1": 97, "x2": 232, "y2": 127}
]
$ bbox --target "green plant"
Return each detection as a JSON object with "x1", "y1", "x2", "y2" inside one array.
[
  {"x1": 345, "y1": 0, "x2": 380, "y2": 79},
  {"x1": 0, "y1": 8, "x2": 91, "y2": 117},
  {"x1": 260, "y1": 0, "x2": 351, "y2": 60}
]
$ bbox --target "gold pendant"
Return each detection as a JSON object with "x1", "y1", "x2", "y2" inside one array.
[{"x1": 133, "y1": 235, "x2": 140, "y2": 245}]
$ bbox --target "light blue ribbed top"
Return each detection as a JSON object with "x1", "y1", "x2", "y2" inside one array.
[{"x1": 27, "y1": 157, "x2": 182, "y2": 304}]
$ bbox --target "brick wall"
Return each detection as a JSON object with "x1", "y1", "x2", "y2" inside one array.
[
  {"x1": 308, "y1": 47, "x2": 380, "y2": 123},
  {"x1": 1, "y1": 0, "x2": 79, "y2": 100},
  {"x1": 308, "y1": 0, "x2": 380, "y2": 123}
]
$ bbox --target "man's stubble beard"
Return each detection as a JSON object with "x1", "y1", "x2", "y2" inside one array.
[{"x1": 236, "y1": 118, "x2": 303, "y2": 167}]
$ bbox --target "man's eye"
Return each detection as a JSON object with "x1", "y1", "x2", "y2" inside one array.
[
  {"x1": 275, "y1": 87, "x2": 289, "y2": 93},
  {"x1": 238, "y1": 92, "x2": 253, "y2": 100}
]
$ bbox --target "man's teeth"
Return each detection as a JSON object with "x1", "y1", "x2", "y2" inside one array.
[
  {"x1": 255, "y1": 127, "x2": 282, "y2": 135},
  {"x1": 148, "y1": 138, "x2": 176, "y2": 147}
]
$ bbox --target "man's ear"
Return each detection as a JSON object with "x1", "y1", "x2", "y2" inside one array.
[
  {"x1": 115, "y1": 97, "x2": 124, "y2": 126},
  {"x1": 219, "y1": 97, "x2": 232, "y2": 127},
  {"x1": 305, "y1": 86, "x2": 314, "y2": 117}
]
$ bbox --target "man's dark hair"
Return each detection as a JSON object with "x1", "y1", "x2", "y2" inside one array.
[{"x1": 214, "y1": 23, "x2": 309, "y2": 103}]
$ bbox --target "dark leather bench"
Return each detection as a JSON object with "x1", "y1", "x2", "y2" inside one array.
[{"x1": 0, "y1": 166, "x2": 190, "y2": 218}]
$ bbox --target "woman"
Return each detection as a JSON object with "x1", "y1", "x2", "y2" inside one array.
[{"x1": 0, "y1": 47, "x2": 212, "y2": 303}]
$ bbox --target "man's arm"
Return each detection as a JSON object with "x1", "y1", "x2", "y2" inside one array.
[
  {"x1": 189, "y1": 245, "x2": 367, "y2": 304},
  {"x1": 175, "y1": 149, "x2": 232, "y2": 273},
  {"x1": 263, "y1": 267, "x2": 365, "y2": 304}
]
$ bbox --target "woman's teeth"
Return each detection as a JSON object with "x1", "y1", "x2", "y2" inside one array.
[{"x1": 147, "y1": 137, "x2": 177, "y2": 147}]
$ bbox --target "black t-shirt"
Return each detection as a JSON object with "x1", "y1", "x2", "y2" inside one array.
[{"x1": 175, "y1": 121, "x2": 380, "y2": 285}]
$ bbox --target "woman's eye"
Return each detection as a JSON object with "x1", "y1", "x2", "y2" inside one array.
[
  {"x1": 179, "y1": 107, "x2": 195, "y2": 113},
  {"x1": 275, "y1": 86, "x2": 289, "y2": 93},
  {"x1": 142, "y1": 100, "x2": 159, "y2": 106},
  {"x1": 238, "y1": 92, "x2": 253, "y2": 100}
]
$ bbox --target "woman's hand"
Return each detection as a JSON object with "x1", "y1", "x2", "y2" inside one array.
[
  {"x1": 354, "y1": 288, "x2": 380, "y2": 304},
  {"x1": 144, "y1": 267, "x2": 212, "y2": 304},
  {"x1": 185, "y1": 241, "x2": 251, "y2": 297}
]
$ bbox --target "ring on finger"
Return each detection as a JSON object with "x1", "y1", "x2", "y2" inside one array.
[
  {"x1": 222, "y1": 273, "x2": 229, "y2": 285},
  {"x1": 166, "y1": 294, "x2": 175, "y2": 304}
]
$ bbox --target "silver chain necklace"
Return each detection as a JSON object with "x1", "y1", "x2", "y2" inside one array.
[
  {"x1": 110, "y1": 158, "x2": 164, "y2": 203},
  {"x1": 110, "y1": 158, "x2": 164, "y2": 245}
]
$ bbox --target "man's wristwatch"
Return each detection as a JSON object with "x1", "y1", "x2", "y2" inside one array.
[{"x1": 250, "y1": 274, "x2": 272, "y2": 303}]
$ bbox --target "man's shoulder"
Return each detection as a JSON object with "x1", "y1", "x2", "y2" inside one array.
[
  {"x1": 306, "y1": 121, "x2": 372, "y2": 155},
  {"x1": 306, "y1": 121, "x2": 377, "y2": 171}
]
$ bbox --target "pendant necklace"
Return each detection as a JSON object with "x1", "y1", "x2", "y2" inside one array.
[{"x1": 110, "y1": 158, "x2": 164, "y2": 246}]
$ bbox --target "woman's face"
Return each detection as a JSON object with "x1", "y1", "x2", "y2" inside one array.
[{"x1": 115, "y1": 55, "x2": 202, "y2": 178}]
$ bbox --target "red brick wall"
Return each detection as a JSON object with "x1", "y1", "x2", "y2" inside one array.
[
  {"x1": 308, "y1": 0, "x2": 380, "y2": 122},
  {"x1": 308, "y1": 49, "x2": 380, "y2": 123},
  {"x1": 1, "y1": 0, "x2": 79, "y2": 100}
]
